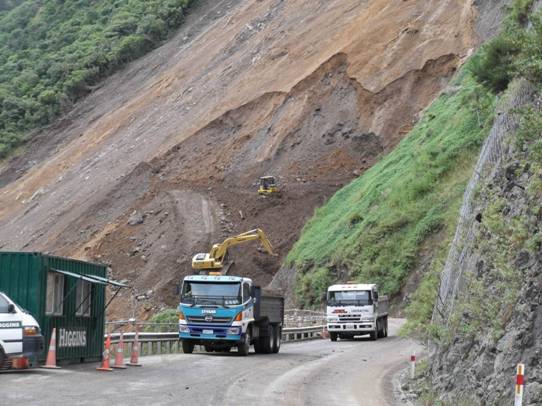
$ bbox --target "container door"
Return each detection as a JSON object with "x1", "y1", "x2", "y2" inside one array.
[{"x1": 0, "y1": 295, "x2": 23, "y2": 355}]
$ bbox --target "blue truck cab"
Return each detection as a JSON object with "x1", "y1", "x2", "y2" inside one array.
[{"x1": 178, "y1": 274, "x2": 284, "y2": 356}]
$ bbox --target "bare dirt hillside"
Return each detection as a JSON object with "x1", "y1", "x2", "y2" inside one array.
[{"x1": 0, "y1": 0, "x2": 486, "y2": 318}]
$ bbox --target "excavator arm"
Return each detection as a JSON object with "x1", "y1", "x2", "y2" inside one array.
[{"x1": 192, "y1": 229, "x2": 277, "y2": 271}]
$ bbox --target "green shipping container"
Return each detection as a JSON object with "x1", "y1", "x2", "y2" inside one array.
[{"x1": 0, "y1": 252, "x2": 120, "y2": 364}]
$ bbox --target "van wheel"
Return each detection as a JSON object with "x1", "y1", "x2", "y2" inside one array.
[
  {"x1": 272, "y1": 325, "x2": 281, "y2": 354},
  {"x1": 0, "y1": 349, "x2": 6, "y2": 370},
  {"x1": 182, "y1": 340, "x2": 195, "y2": 354},
  {"x1": 330, "y1": 332, "x2": 338, "y2": 342}
]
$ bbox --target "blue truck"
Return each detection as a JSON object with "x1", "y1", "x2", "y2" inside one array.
[{"x1": 178, "y1": 275, "x2": 284, "y2": 355}]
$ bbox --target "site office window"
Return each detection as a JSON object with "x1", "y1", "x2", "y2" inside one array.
[
  {"x1": 46, "y1": 273, "x2": 65, "y2": 316},
  {"x1": 75, "y1": 280, "x2": 92, "y2": 317}
]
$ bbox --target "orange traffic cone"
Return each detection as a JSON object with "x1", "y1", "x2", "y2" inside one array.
[
  {"x1": 112, "y1": 333, "x2": 127, "y2": 369},
  {"x1": 41, "y1": 328, "x2": 61, "y2": 369},
  {"x1": 97, "y1": 334, "x2": 113, "y2": 372},
  {"x1": 127, "y1": 329, "x2": 142, "y2": 367}
]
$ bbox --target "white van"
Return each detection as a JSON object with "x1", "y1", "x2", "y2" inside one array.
[{"x1": 0, "y1": 292, "x2": 44, "y2": 369}]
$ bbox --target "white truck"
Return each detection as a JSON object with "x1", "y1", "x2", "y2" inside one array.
[
  {"x1": 0, "y1": 292, "x2": 43, "y2": 369},
  {"x1": 326, "y1": 283, "x2": 389, "y2": 341}
]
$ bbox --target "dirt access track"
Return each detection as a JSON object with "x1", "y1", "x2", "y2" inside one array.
[{"x1": 0, "y1": 0, "x2": 485, "y2": 317}]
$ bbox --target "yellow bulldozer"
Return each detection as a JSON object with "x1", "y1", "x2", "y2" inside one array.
[
  {"x1": 258, "y1": 176, "x2": 279, "y2": 195},
  {"x1": 192, "y1": 228, "x2": 277, "y2": 274}
]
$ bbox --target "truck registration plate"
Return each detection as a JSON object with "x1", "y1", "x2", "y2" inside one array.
[
  {"x1": 346, "y1": 324, "x2": 355, "y2": 330},
  {"x1": 202, "y1": 329, "x2": 213, "y2": 335}
]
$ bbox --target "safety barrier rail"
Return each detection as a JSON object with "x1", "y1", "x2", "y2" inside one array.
[{"x1": 107, "y1": 325, "x2": 325, "y2": 357}]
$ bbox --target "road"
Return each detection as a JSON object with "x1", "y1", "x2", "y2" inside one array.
[{"x1": 0, "y1": 319, "x2": 419, "y2": 405}]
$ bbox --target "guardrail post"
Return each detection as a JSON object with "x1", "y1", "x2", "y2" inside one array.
[
  {"x1": 410, "y1": 352, "x2": 416, "y2": 379},
  {"x1": 515, "y1": 363, "x2": 525, "y2": 406}
]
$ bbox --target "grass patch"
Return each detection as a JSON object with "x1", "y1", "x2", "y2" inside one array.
[{"x1": 287, "y1": 68, "x2": 496, "y2": 308}]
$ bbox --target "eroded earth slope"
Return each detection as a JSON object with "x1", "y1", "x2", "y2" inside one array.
[{"x1": 0, "y1": 0, "x2": 487, "y2": 316}]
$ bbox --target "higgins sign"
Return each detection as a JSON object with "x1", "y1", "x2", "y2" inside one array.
[{"x1": 58, "y1": 328, "x2": 87, "y2": 348}]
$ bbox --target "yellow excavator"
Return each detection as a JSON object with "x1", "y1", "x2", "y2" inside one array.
[
  {"x1": 258, "y1": 176, "x2": 279, "y2": 195},
  {"x1": 192, "y1": 228, "x2": 277, "y2": 274}
]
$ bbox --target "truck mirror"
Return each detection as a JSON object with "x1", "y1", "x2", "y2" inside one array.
[{"x1": 7, "y1": 304, "x2": 15, "y2": 313}]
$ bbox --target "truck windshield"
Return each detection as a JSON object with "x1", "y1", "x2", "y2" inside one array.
[
  {"x1": 181, "y1": 282, "x2": 241, "y2": 306},
  {"x1": 327, "y1": 290, "x2": 372, "y2": 306}
]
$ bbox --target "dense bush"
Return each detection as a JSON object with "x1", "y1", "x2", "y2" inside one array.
[
  {"x1": 0, "y1": 0, "x2": 195, "y2": 158},
  {"x1": 469, "y1": 1, "x2": 542, "y2": 93}
]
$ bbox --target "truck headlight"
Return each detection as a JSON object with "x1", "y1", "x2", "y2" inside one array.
[
  {"x1": 179, "y1": 325, "x2": 189, "y2": 333},
  {"x1": 23, "y1": 326, "x2": 39, "y2": 336},
  {"x1": 228, "y1": 327, "x2": 240, "y2": 335}
]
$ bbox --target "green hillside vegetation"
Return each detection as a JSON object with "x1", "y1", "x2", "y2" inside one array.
[
  {"x1": 287, "y1": 67, "x2": 496, "y2": 307},
  {"x1": 0, "y1": 0, "x2": 194, "y2": 158},
  {"x1": 288, "y1": 0, "x2": 542, "y2": 340}
]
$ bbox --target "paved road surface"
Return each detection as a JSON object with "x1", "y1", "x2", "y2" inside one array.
[{"x1": 0, "y1": 319, "x2": 419, "y2": 405}]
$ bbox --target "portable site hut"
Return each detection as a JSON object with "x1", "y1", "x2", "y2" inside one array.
[{"x1": 0, "y1": 252, "x2": 126, "y2": 363}]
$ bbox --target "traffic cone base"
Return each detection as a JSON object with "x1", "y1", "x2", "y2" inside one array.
[
  {"x1": 96, "y1": 366, "x2": 114, "y2": 371},
  {"x1": 41, "y1": 328, "x2": 61, "y2": 369}
]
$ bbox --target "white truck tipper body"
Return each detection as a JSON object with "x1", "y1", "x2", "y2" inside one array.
[
  {"x1": 0, "y1": 292, "x2": 43, "y2": 369},
  {"x1": 326, "y1": 283, "x2": 389, "y2": 341}
]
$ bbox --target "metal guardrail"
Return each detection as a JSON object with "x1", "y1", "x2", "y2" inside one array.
[{"x1": 108, "y1": 325, "x2": 325, "y2": 357}]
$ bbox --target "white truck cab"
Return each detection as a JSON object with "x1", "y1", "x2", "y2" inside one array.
[
  {"x1": 0, "y1": 292, "x2": 43, "y2": 369},
  {"x1": 326, "y1": 283, "x2": 389, "y2": 341}
]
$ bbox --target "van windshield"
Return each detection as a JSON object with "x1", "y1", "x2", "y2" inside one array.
[
  {"x1": 0, "y1": 294, "x2": 10, "y2": 313},
  {"x1": 327, "y1": 290, "x2": 372, "y2": 306},
  {"x1": 181, "y1": 282, "x2": 241, "y2": 306}
]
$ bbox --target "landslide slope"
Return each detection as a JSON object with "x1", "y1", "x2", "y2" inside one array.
[{"x1": 0, "y1": 0, "x2": 482, "y2": 317}]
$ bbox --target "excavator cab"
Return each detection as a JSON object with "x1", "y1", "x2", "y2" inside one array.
[{"x1": 258, "y1": 176, "x2": 278, "y2": 195}]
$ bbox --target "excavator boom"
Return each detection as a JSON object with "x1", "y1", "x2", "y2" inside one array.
[{"x1": 192, "y1": 229, "x2": 277, "y2": 271}]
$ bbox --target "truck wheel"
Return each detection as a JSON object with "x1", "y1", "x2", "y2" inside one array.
[
  {"x1": 182, "y1": 340, "x2": 195, "y2": 354},
  {"x1": 238, "y1": 329, "x2": 251, "y2": 356},
  {"x1": 268, "y1": 325, "x2": 276, "y2": 354},
  {"x1": 377, "y1": 319, "x2": 384, "y2": 338},
  {"x1": 204, "y1": 345, "x2": 214, "y2": 353},
  {"x1": 262, "y1": 328, "x2": 272, "y2": 354},
  {"x1": 369, "y1": 331, "x2": 378, "y2": 341},
  {"x1": 384, "y1": 317, "x2": 389, "y2": 337},
  {"x1": 272, "y1": 325, "x2": 281, "y2": 354},
  {"x1": 254, "y1": 336, "x2": 263, "y2": 354},
  {"x1": 330, "y1": 332, "x2": 338, "y2": 342}
]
